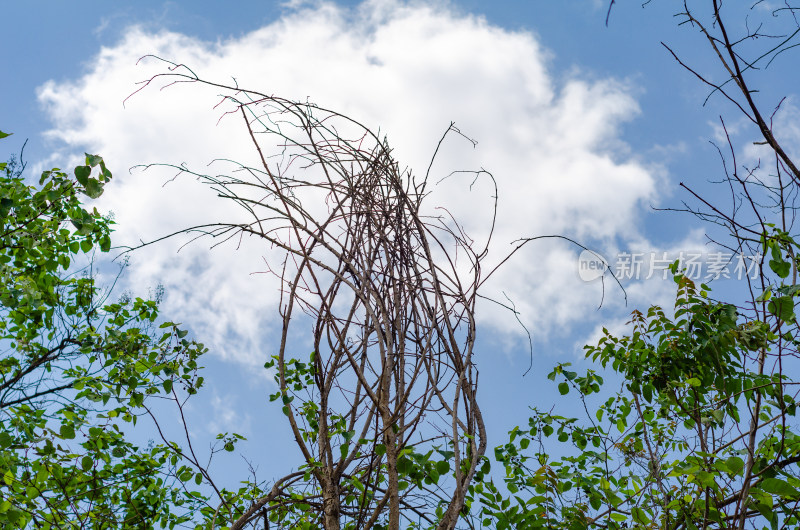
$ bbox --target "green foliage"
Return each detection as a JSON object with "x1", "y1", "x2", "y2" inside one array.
[
  {"x1": 477, "y1": 271, "x2": 800, "y2": 529},
  {"x1": 0, "y1": 134, "x2": 209, "y2": 528}
]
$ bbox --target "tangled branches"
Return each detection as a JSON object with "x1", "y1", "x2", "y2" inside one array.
[{"x1": 134, "y1": 64, "x2": 493, "y2": 529}]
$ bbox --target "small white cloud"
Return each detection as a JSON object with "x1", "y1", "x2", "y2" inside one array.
[{"x1": 206, "y1": 391, "x2": 252, "y2": 436}]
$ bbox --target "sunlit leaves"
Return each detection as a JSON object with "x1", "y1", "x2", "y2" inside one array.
[
  {"x1": 0, "y1": 134, "x2": 209, "y2": 528},
  {"x1": 480, "y1": 272, "x2": 800, "y2": 529}
]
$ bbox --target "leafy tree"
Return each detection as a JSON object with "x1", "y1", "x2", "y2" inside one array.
[
  {"x1": 0, "y1": 131, "x2": 209, "y2": 528},
  {"x1": 482, "y1": 270, "x2": 800, "y2": 529},
  {"x1": 482, "y1": 1, "x2": 800, "y2": 529}
]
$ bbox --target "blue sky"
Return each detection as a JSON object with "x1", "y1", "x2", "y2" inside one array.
[{"x1": 3, "y1": 0, "x2": 798, "y2": 494}]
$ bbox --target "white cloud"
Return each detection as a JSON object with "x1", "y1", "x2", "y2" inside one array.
[
  {"x1": 206, "y1": 390, "x2": 252, "y2": 436},
  {"x1": 38, "y1": 0, "x2": 662, "y2": 365}
]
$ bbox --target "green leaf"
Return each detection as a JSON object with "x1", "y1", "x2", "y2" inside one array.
[
  {"x1": 632, "y1": 507, "x2": 650, "y2": 524},
  {"x1": 99, "y1": 236, "x2": 111, "y2": 252},
  {"x1": 74, "y1": 165, "x2": 91, "y2": 186},
  {"x1": 769, "y1": 256, "x2": 791, "y2": 279},
  {"x1": 397, "y1": 457, "x2": 413, "y2": 475},
  {"x1": 724, "y1": 456, "x2": 744, "y2": 476},
  {"x1": 0, "y1": 198, "x2": 12, "y2": 218},
  {"x1": 0, "y1": 431, "x2": 12, "y2": 448},
  {"x1": 777, "y1": 284, "x2": 800, "y2": 297},
  {"x1": 0, "y1": 130, "x2": 11, "y2": 139},
  {"x1": 755, "y1": 289, "x2": 772, "y2": 302},
  {"x1": 83, "y1": 178, "x2": 104, "y2": 199},
  {"x1": 85, "y1": 153, "x2": 103, "y2": 167},
  {"x1": 558, "y1": 382, "x2": 569, "y2": 395},
  {"x1": 59, "y1": 424, "x2": 75, "y2": 440},
  {"x1": 760, "y1": 478, "x2": 799, "y2": 497},
  {"x1": 768, "y1": 296, "x2": 795, "y2": 323}
]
